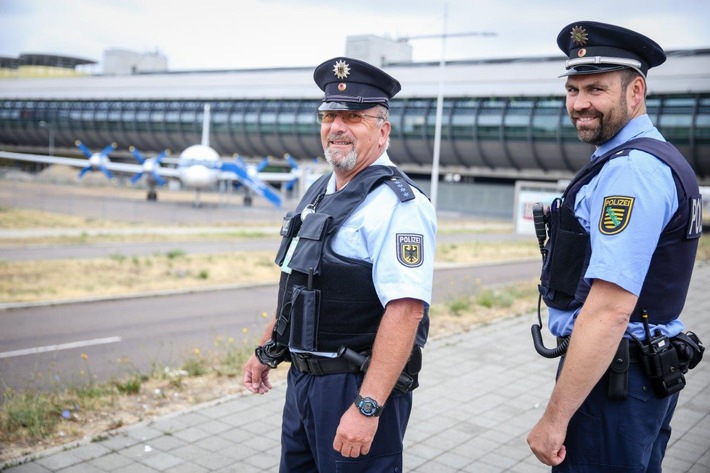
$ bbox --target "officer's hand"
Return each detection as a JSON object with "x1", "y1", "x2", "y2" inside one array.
[
  {"x1": 332, "y1": 404, "x2": 378, "y2": 458},
  {"x1": 527, "y1": 416, "x2": 567, "y2": 466},
  {"x1": 242, "y1": 354, "x2": 272, "y2": 394}
]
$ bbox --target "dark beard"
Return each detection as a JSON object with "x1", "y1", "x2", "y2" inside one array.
[{"x1": 573, "y1": 94, "x2": 629, "y2": 146}]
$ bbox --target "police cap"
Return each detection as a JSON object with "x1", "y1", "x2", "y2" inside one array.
[
  {"x1": 557, "y1": 21, "x2": 666, "y2": 77},
  {"x1": 313, "y1": 57, "x2": 401, "y2": 111}
]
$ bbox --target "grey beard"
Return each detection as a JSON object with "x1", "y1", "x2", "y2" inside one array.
[{"x1": 324, "y1": 148, "x2": 358, "y2": 172}]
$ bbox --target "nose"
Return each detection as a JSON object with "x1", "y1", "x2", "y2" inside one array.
[{"x1": 570, "y1": 91, "x2": 591, "y2": 111}]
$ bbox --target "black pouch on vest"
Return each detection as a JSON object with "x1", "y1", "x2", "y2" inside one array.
[
  {"x1": 274, "y1": 210, "x2": 301, "y2": 266},
  {"x1": 287, "y1": 213, "x2": 332, "y2": 276},
  {"x1": 288, "y1": 284, "x2": 321, "y2": 352},
  {"x1": 607, "y1": 338, "x2": 629, "y2": 400},
  {"x1": 544, "y1": 205, "x2": 590, "y2": 307}
]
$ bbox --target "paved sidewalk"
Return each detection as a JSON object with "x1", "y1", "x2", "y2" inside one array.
[{"x1": 5, "y1": 263, "x2": 710, "y2": 472}]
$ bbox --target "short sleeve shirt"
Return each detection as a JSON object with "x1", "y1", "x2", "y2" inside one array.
[
  {"x1": 549, "y1": 115, "x2": 685, "y2": 338},
  {"x1": 327, "y1": 153, "x2": 437, "y2": 307}
]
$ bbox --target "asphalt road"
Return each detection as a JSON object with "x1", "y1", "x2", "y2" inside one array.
[{"x1": 0, "y1": 261, "x2": 540, "y2": 392}]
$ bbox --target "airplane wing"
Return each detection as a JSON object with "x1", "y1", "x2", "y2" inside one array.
[
  {"x1": 0, "y1": 151, "x2": 182, "y2": 177},
  {"x1": 0, "y1": 151, "x2": 142, "y2": 174}
]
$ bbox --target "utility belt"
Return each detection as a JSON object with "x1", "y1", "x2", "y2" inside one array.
[
  {"x1": 290, "y1": 352, "x2": 361, "y2": 376},
  {"x1": 605, "y1": 331, "x2": 704, "y2": 400},
  {"x1": 290, "y1": 345, "x2": 422, "y2": 393}
]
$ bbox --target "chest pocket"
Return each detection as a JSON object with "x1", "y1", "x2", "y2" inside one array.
[{"x1": 287, "y1": 212, "x2": 332, "y2": 276}]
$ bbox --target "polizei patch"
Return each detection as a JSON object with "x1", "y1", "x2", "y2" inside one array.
[
  {"x1": 396, "y1": 233, "x2": 423, "y2": 267},
  {"x1": 599, "y1": 196, "x2": 635, "y2": 235}
]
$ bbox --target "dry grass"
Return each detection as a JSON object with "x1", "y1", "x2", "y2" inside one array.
[{"x1": 0, "y1": 251, "x2": 279, "y2": 303}]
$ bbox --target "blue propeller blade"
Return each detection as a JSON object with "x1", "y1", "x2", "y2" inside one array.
[
  {"x1": 100, "y1": 143, "x2": 117, "y2": 157},
  {"x1": 130, "y1": 172, "x2": 144, "y2": 184},
  {"x1": 154, "y1": 150, "x2": 168, "y2": 163},
  {"x1": 151, "y1": 171, "x2": 166, "y2": 187},
  {"x1": 75, "y1": 141, "x2": 93, "y2": 158},
  {"x1": 78, "y1": 166, "x2": 91, "y2": 178},
  {"x1": 256, "y1": 157, "x2": 270, "y2": 172},
  {"x1": 130, "y1": 146, "x2": 146, "y2": 164},
  {"x1": 284, "y1": 154, "x2": 300, "y2": 191},
  {"x1": 99, "y1": 166, "x2": 113, "y2": 179}
]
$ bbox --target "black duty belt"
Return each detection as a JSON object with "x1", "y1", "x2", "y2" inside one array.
[{"x1": 290, "y1": 352, "x2": 362, "y2": 376}]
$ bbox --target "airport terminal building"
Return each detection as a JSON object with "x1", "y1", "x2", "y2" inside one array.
[{"x1": 1, "y1": 43, "x2": 708, "y2": 215}]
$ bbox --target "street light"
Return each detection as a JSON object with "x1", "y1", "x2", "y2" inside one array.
[
  {"x1": 398, "y1": 11, "x2": 496, "y2": 208},
  {"x1": 38, "y1": 120, "x2": 55, "y2": 156}
]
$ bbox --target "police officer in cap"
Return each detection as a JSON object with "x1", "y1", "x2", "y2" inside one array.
[
  {"x1": 527, "y1": 21, "x2": 703, "y2": 471},
  {"x1": 243, "y1": 57, "x2": 436, "y2": 471}
]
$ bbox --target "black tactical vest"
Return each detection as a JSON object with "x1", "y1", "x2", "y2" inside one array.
[
  {"x1": 539, "y1": 138, "x2": 702, "y2": 324},
  {"x1": 272, "y1": 165, "x2": 430, "y2": 353}
]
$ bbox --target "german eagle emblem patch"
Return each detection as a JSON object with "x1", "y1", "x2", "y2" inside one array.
[
  {"x1": 396, "y1": 233, "x2": 423, "y2": 267},
  {"x1": 599, "y1": 196, "x2": 635, "y2": 235}
]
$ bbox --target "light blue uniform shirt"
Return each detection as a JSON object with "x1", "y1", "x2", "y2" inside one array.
[
  {"x1": 549, "y1": 115, "x2": 685, "y2": 340},
  {"x1": 327, "y1": 152, "x2": 437, "y2": 308}
]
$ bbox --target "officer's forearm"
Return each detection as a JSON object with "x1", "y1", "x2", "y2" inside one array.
[
  {"x1": 258, "y1": 317, "x2": 277, "y2": 345},
  {"x1": 360, "y1": 298, "x2": 424, "y2": 404},
  {"x1": 544, "y1": 280, "x2": 635, "y2": 425}
]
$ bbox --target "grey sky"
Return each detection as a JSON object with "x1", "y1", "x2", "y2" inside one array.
[{"x1": 1, "y1": 0, "x2": 708, "y2": 71}]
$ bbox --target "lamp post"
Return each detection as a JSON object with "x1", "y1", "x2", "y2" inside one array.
[
  {"x1": 38, "y1": 120, "x2": 54, "y2": 156},
  {"x1": 398, "y1": 12, "x2": 496, "y2": 208}
]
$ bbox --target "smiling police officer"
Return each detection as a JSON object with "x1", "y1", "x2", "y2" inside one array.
[
  {"x1": 242, "y1": 57, "x2": 436, "y2": 472},
  {"x1": 527, "y1": 21, "x2": 704, "y2": 472}
]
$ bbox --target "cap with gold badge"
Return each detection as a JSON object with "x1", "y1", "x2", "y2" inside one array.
[
  {"x1": 556, "y1": 21, "x2": 666, "y2": 77},
  {"x1": 313, "y1": 57, "x2": 401, "y2": 111}
]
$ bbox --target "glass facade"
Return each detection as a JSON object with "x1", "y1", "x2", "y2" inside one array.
[{"x1": 1, "y1": 94, "x2": 708, "y2": 177}]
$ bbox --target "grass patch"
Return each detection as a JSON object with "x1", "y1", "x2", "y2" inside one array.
[
  {"x1": 429, "y1": 280, "x2": 540, "y2": 338},
  {"x1": 0, "y1": 251, "x2": 280, "y2": 303},
  {"x1": 0, "y1": 335, "x2": 264, "y2": 461}
]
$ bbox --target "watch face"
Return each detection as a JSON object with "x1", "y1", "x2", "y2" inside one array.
[{"x1": 357, "y1": 396, "x2": 381, "y2": 417}]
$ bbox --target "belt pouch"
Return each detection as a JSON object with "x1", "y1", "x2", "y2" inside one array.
[
  {"x1": 288, "y1": 284, "x2": 320, "y2": 352},
  {"x1": 608, "y1": 338, "x2": 629, "y2": 400}
]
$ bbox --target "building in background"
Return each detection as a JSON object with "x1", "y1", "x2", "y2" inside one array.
[
  {"x1": 103, "y1": 49, "x2": 168, "y2": 75},
  {"x1": 0, "y1": 53, "x2": 96, "y2": 78},
  {"x1": 345, "y1": 35, "x2": 413, "y2": 66}
]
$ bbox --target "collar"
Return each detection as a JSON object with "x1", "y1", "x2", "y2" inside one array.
[
  {"x1": 592, "y1": 114, "x2": 654, "y2": 160},
  {"x1": 326, "y1": 151, "x2": 393, "y2": 193}
]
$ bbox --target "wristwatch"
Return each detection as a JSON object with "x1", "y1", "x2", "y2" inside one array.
[{"x1": 355, "y1": 395, "x2": 383, "y2": 417}]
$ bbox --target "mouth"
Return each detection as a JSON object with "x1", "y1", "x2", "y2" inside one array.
[
  {"x1": 573, "y1": 115, "x2": 599, "y2": 127},
  {"x1": 327, "y1": 134, "x2": 354, "y2": 147}
]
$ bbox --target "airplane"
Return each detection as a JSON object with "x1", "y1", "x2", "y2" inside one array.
[{"x1": 0, "y1": 105, "x2": 297, "y2": 208}]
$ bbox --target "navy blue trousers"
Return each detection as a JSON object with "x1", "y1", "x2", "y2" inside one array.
[
  {"x1": 279, "y1": 365, "x2": 412, "y2": 473},
  {"x1": 553, "y1": 361, "x2": 679, "y2": 472}
]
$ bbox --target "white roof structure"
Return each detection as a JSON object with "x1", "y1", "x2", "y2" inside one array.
[{"x1": 1, "y1": 50, "x2": 707, "y2": 100}]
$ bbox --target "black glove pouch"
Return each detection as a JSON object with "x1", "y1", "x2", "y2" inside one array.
[
  {"x1": 607, "y1": 338, "x2": 629, "y2": 400},
  {"x1": 671, "y1": 331, "x2": 705, "y2": 372},
  {"x1": 288, "y1": 284, "x2": 321, "y2": 352}
]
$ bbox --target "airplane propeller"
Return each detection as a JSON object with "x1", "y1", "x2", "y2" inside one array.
[
  {"x1": 75, "y1": 141, "x2": 116, "y2": 179},
  {"x1": 283, "y1": 153, "x2": 301, "y2": 192},
  {"x1": 129, "y1": 146, "x2": 169, "y2": 187}
]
